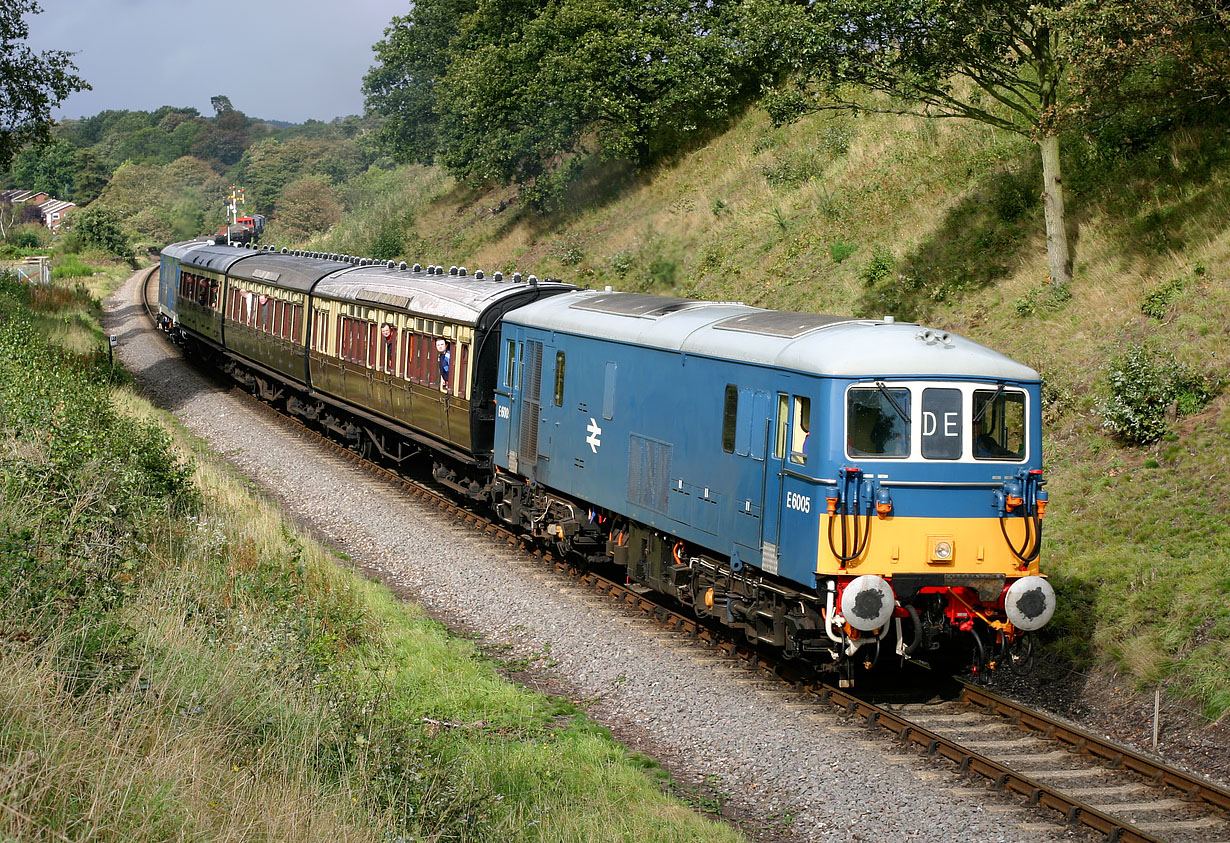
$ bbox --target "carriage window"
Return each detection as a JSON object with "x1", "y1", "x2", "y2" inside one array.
[
  {"x1": 789, "y1": 396, "x2": 811, "y2": 465},
  {"x1": 973, "y1": 389, "x2": 1026, "y2": 460},
  {"x1": 458, "y1": 343, "x2": 469, "y2": 398},
  {"x1": 554, "y1": 352, "x2": 566, "y2": 406},
  {"x1": 380, "y1": 323, "x2": 396, "y2": 372},
  {"x1": 848, "y1": 387, "x2": 911, "y2": 458},
  {"x1": 721, "y1": 385, "x2": 738, "y2": 454}
]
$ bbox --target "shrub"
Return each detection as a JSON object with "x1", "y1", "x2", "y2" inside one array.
[
  {"x1": 66, "y1": 205, "x2": 134, "y2": 260},
  {"x1": 1141, "y1": 275, "x2": 1188, "y2": 319},
  {"x1": 1100, "y1": 343, "x2": 1215, "y2": 444},
  {"x1": 829, "y1": 239, "x2": 857, "y2": 263},
  {"x1": 860, "y1": 247, "x2": 895, "y2": 285}
]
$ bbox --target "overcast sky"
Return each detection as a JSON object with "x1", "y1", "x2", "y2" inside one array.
[{"x1": 25, "y1": 0, "x2": 410, "y2": 124}]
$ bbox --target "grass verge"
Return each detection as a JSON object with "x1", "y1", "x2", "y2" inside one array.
[{"x1": 0, "y1": 270, "x2": 747, "y2": 842}]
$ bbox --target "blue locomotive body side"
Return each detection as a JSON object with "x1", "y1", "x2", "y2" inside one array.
[{"x1": 494, "y1": 326, "x2": 827, "y2": 588}]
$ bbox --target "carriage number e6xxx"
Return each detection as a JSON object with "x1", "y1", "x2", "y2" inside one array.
[{"x1": 786, "y1": 492, "x2": 811, "y2": 513}]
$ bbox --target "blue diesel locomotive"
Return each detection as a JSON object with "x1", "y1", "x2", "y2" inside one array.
[{"x1": 160, "y1": 243, "x2": 1055, "y2": 680}]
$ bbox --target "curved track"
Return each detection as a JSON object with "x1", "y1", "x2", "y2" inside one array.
[{"x1": 142, "y1": 269, "x2": 1230, "y2": 843}]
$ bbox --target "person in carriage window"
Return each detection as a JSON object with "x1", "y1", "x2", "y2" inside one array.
[
  {"x1": 381, "y1": 323, "x2": 396, "y2": 373},
  {"x1": 436, "y1": 338, "x2": 451, "y2": 392}
]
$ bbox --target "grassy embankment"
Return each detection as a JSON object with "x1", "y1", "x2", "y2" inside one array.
[
  {"x1": 312, "y1": 105, "x2": 1230, "y2": 722},
  {"x1": 0, "y1": 266, "x2": 746, "y2": 841}
]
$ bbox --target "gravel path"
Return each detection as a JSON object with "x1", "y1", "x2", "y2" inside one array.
[{"x1": 105, "y1": 269, "x2": 1084, "y2": 842}]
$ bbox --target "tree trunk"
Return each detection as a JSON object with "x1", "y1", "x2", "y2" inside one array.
[{"x1": 1038, "y1": 133, "x2": 1072, "y2": 286}]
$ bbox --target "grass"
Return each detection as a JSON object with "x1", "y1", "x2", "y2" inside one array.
[
  {"x1": 306, "y1": 98, "x2": 1230, "y2": 723},
  {"x1": 0, "y1": 272, "x2": 747, "y2": 842}
]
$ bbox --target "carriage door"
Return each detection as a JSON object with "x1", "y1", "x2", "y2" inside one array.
[{"x1": 510, "y1": 339, "x2": 544, "y2": 481}]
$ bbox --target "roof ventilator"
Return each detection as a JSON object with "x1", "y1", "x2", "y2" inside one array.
[
  {"x1": 493, "y1": 271, "x2": 503, "y2": 282},
  {"x1": 458, "y1": 266, "x2": 467, "y2": 276},
  {"x1": 512, "y1": 272, "x2": 522, "y2": 283},
  {"x1": 474, "y1": 269, "x2": 484, "y2": 279}
]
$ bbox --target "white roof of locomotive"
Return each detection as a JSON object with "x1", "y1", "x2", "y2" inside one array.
[{"x1": 504, "y1": 289, "x2": 1040, "y2": 381}]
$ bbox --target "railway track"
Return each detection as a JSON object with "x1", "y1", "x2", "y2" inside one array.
[{"x1": 140, "y1": 268, "x2": 1230, "y2": 843}]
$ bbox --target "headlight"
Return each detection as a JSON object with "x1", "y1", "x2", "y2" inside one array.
[
  {"x1": 1004, "y1": 576, "x2": 1056, "y2": 631},
  {"x1": 839, "y1": 575, "x2": 895, "y2": 632}
]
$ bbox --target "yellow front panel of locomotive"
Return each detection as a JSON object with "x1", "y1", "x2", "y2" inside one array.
[{"x1": 817, "y1": 515, "x2": 1040, "y2": 577}]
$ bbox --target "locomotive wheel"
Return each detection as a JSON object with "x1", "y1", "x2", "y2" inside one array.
[
  {"x1": 966, "y1": 627, "x2": 992, "y2": 685},
  {"x1": 1002, "y1": 632, "x2": 1035, "y2": 676}
]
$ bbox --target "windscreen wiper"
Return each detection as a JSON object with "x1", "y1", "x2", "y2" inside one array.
[
  {"x1": 973, "y1": 382, "x2": 1006, "y2": 425},
  {"x1": 875, "y1": 381, "x2": 910, "y2": 424}
]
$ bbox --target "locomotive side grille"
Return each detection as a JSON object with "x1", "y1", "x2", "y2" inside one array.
[
  {"x1": 627, "y1": 434, "x2": 672, "y2": 514},
  {"x1": 519, "y1": 341, "x2": 543, "y2": 474}
]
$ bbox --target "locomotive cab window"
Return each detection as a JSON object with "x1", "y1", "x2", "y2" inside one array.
[
  {"x1": 504, "y1": 340, "x2": 516, "y2": 389},
  {"x1": 847, "y1": 386, "x2": 911, "y2": 458},
  {"x1": 972, "y1": 388, "x2": 1026, "y2": 460}
]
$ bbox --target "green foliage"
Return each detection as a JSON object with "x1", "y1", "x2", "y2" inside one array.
[
  {"x1": 0, "y1": 274, "x2": 196, "y2": 641},
  {"x1": 50, "y1": 254, "x2": 95, "y2": 279},
  {"x1": 65, "y1": 204, "x2": 133, "y2": 260},
  {"x1": 1014, "y1": 280, "x2": 1072, "y2": 316},
  {"x1": 829, "y1": 239, "x2": 857, "y2": 263},
  {"x1": 367, "y1": 217, "x2": 407, "y2": 261},
  {"x1": 366, "y1": 0, "x2": 767, "y2": 208},
  {"x1": 1100, "y1": 343, "x2": 1216, "y2": 444},
  {"x1": 9, "y1": 138, "x2": 77, "y2": 197},
  {"x1": 860, "y1": 246, "x2": 895, "y2": 286},
  {"x1": 272, "y1": 177, "x2": 342, "y2": 243},
  {"x1": 0, "y1": 2, "x2": 90, "y2": 171},
  {"x1": 1141, "y1": 275, "x2": 1189, "y2": 319}
]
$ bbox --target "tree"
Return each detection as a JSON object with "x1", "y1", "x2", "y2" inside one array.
[
  {"x1": 210, "y1": 94, "x2": 234, "y2": 115},
  {"x1": 272, "y1": 177, "x2": 342, "y2": 242},
  {"x1": 10, "y1": 139, "x2": 77, "y2": 197},
  {"x1": 363, "y1": 0, "x2": 477, "y2": 165},
  {"x1": 365, "y1": 0, "x2": 765, "y2": 208},
  {"x1": 751, "y1": 0, "x2": 1076, "y2": 286},
  {"x1": 0, "y1": 1, "x2": 89, "y2": 172},
  {"x1": 1051, "y1": 0, "x2": 1230, "y2": 122},
  {"x1": 66, "y1": 205, "x2": 133, "y2": 259}
]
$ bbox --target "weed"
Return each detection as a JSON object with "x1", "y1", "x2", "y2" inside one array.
[
  {"x1": 1100, "y1": 343, "x2": 1216, "y2": 444},
  {"x1": 552, "y1": 233, "x2": 585, "y2": 266},
  {"x1": 829, "y1": 239, "x2": 857, "y2": 263},
  {"x1": 1014, "y1": 280, "x2": 1072, "y2": 316},
  {"x1": 710, "y1": 197, "x2": 729, "y2": 217},
  {"x1": 769, "y1": 205, "x2": 789, "y2": 232},
  {"x1": 1141, "y1": 275, "x2": 1188, "y2": 319},
  {"x1": 860, "y1": 247, "x2": 895, "y2": 286},
  {"x1": 607, "y1": 249, "x2": 634, "y2": 277}
]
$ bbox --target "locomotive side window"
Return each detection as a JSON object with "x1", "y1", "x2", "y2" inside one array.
[
  {"x1": 504, "y1": 340, "x2": 516, "y2": 389},
  {"x1": 554, "y1": 352, "x2": 565, "y2": 407},
  {"x1": 722, "y1": 385, "x2": 738, "y2": 454},
  {"x1": 789, "y1": 396, "x2": 811, "y2": 465},
  {"x1": 774, "y1": 394, "x2": 789, "y2": 459},
  {"x1": 847, "y1": 387, "x2": 911, "y2": 458},
  {"x1": 972, "y1": 389, "x2": 1026, "y2": 460}
]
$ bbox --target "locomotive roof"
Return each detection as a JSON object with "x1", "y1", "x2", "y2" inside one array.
[
  {"x1": 313, "y1": 266, "x2": 576, "y2": 326},
  {"x1": 506, "y1": 289, "x2": 1040, "y2": 382}
]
